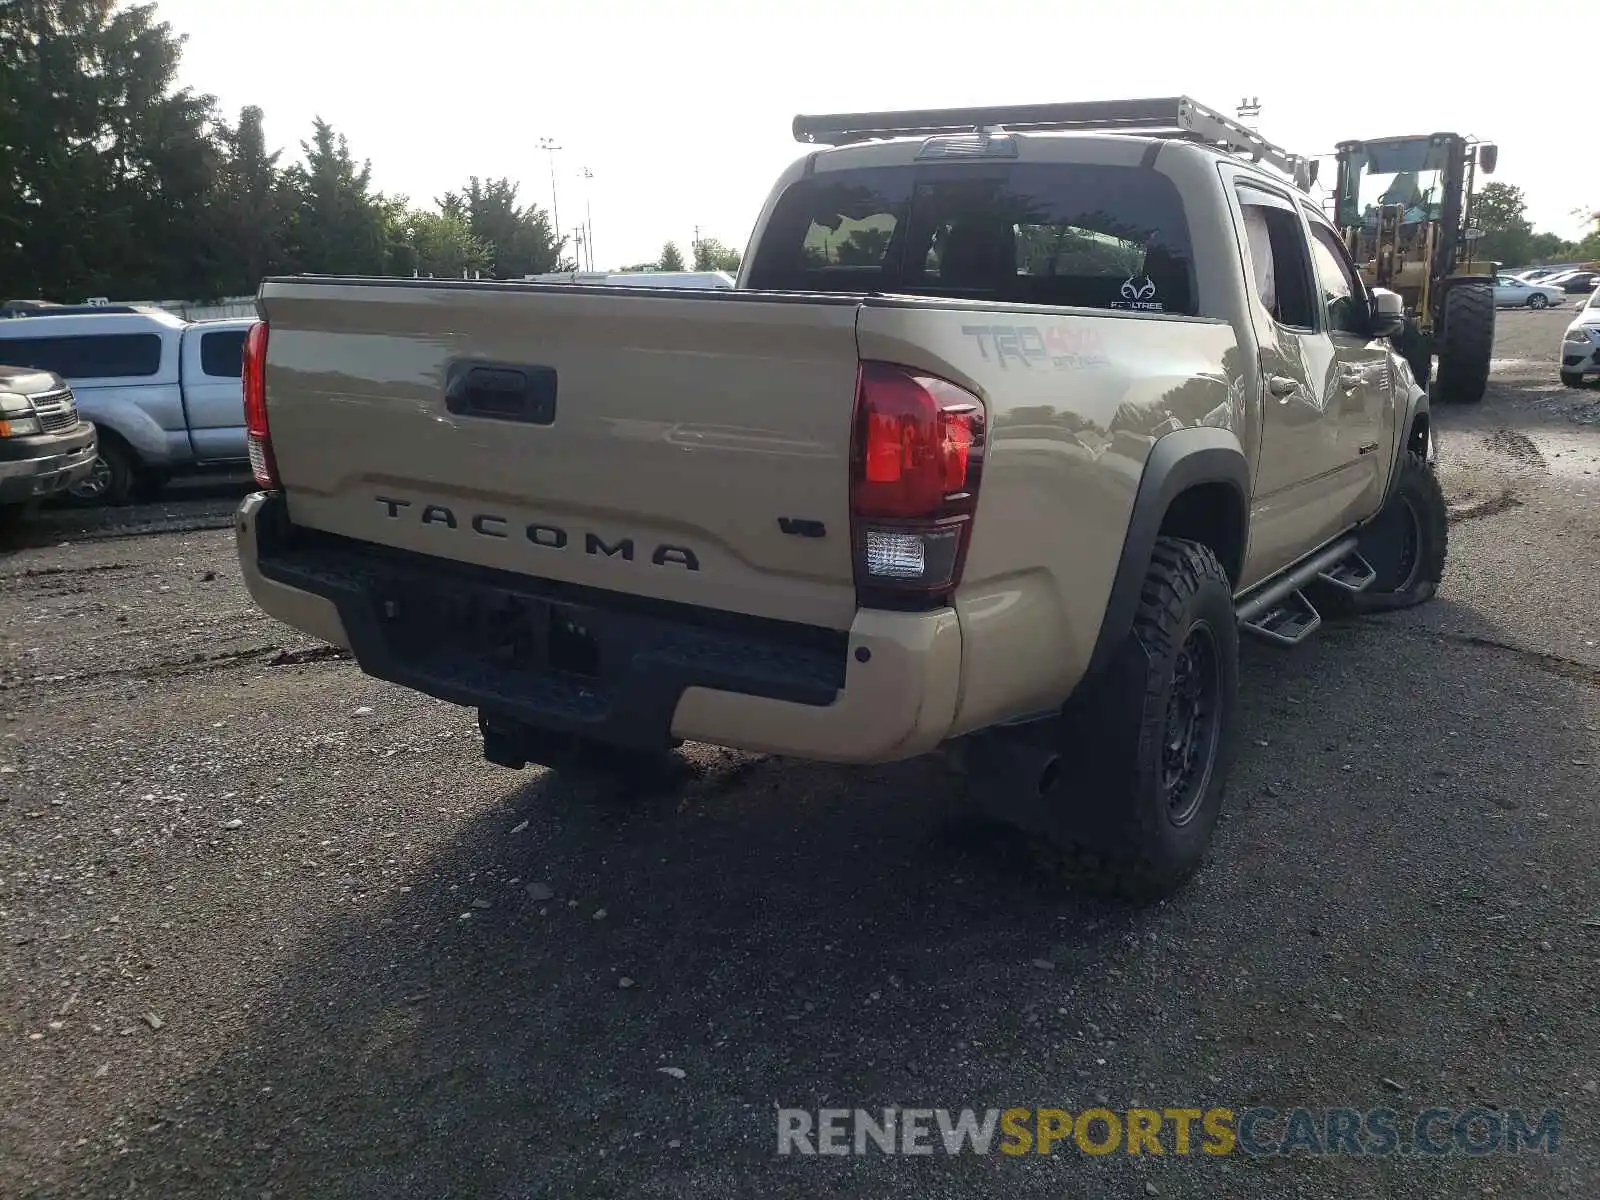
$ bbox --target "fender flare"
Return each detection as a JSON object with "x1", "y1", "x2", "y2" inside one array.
[
  {"x1": 1380, "y1": 373, "x2": 1431, "y2": 507},
  {"x1": 1084, "y1": 427, "x2": 1251, "y2": 680},
  {"x1": 67, "y1": 395, "x2": 170, "y2": 465}
]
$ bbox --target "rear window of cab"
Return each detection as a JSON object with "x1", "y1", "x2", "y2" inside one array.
[{"x1": 745, "y1": 161, "x2": 1197, "y2": 316}]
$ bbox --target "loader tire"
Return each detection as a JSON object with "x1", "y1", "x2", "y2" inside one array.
[{"x1": 1435, "y1": 282, "x2": 1494, "y2": 404}]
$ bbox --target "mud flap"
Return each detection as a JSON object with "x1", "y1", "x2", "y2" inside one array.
[{"x1": 1046, "y1": 631, "x2": 1157, "y2": 841}]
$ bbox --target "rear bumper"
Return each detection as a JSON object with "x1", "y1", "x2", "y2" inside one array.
[
  {"x1": 235, "y1": 492, "x2": 961, "y2": 764},
  {"x1": 0, "y1": 423, "x2": 98, "y2": 503}
]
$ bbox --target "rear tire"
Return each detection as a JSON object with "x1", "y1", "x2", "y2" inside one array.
[
  {"x1": 1030, "y1": 538, "x2": 1239, "y2": 902},
  {"x1": 1316, "y1": 452, "x2": 1447, "y2": 616},
  {"x1": 1435, "y1": 282, "x2": 1494, "y2": 404},
  {"x1": 1561, "y1": 370, "x2": 1585, "y2": 388}
]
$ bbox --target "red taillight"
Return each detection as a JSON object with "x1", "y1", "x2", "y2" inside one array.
[
  {"x1": 850, "y1": 361, "x2": 986, "y2": 605},
  {"x1": 242, "y1": 319, "x2": 279, "y2": 488}
]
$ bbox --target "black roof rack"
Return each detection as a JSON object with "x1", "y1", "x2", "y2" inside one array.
[{"x1": 792, "y1": 96, "x2": 1315, "y2": 189}]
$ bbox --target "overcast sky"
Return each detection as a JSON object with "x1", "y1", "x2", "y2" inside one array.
[{"x1": 157, "y1": 0, "x2": 1585, "y2": 270}]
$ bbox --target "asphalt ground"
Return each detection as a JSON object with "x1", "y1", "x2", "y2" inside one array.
[{"x1": 2, "y1": 305, "x2": 1597, "y2": 1199}]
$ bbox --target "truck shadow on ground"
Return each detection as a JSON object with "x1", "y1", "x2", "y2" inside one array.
[
  {"x1": 73, "y1": 614, "x2": 1590, "y2": 1200},
  {"x1": 2, "y1": 483, "x2": 250, "y2": 552}
]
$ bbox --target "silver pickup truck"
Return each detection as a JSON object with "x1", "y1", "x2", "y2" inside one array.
[
  {"x1": 0, "y1": 307, "x2": 251, "y2": 505},
  {"x1": 235, "y1": 96, "x2": 1445, "y2": 900},
  {"x1": 0, "y1": 365, "x2": 98, "y2": 530}
]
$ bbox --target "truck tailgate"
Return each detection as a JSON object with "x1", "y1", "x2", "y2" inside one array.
[{"x1": 259, "y1": 280, "x2": 863, "y2": 631}]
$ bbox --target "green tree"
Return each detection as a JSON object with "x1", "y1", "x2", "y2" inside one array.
[
  {"x1": 692, "y1": 237, "x2": 742, "y2": 273},
  {"x1": 209, "y1": 105, "x2": 297, "y2": 292},
  {"x1": 1470, "y1": 181, "x2": 1534, "y2": 266},
  {"x1": 438, "y1": 177, "x2": 565, "y2": 278},
  {"x1": 405, "y1": 208, "x2": 491, "y2": 278},
  {"x1": 285, "y1": 117, "x2": 392, "y2": 276},
  {"x1": 1525, "y1": 231, "x2": 1576, "y2": 264},
  {"x1": 0, "y1": 0, "x2": 227, "y2": 300},
  {"x1": 658, "y1": 240, "x2": 686, "y2": 271},
  {"x1": 1572, "y1": 209, "x2": 1600, "y2": 261}
]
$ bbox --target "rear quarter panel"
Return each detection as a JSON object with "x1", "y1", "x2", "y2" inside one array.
[
  {"x1": 767, "y1": 137, "x2": 1259, "y2": 734},
  {"x1": 857, "y1": 299, "x2": 1244, "y2": 734}
]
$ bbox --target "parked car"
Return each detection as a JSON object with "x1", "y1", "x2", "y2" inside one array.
[
  {"x1": 0, "y1": 307, "x2": 249, "y2": 505},
  {"x1": 0, "y1": 365, "x2": 98, "y2": 530},
  {"x1": 1560, "y1": 287, "x2": 1600, "y2": 387},
  {"x1": 235, "y1": 95, "x2": 1445, "y2": 900},
  {"x1": 1538, "y1": 269, "x2": 1598, "y2": 295},
  {"x1": 1493, "y1": 275, "x2": 1566, "y2": 309},
  {"x1": 1512, "y1": 267, "x2": 1564, "y2": 282}
]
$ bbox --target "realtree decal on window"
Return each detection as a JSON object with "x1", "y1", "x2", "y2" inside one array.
[{"x1": 1113, "y1": 275, "x2": 1164, "y2": 313}]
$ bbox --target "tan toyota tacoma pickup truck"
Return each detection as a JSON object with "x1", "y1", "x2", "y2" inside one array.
[{"x1": 235, "y1": 97, "x2": 1445, "y2": 899}]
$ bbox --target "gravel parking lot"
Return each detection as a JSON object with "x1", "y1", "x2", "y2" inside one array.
[{"x1": 2, "y1": 307, "x2": 1597, "y2": 1199}]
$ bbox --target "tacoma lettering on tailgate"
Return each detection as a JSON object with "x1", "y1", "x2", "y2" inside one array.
[{"x1": 374, "y1": 496, "x2": 701, "y2": 571}]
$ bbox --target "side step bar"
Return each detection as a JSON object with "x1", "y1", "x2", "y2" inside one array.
[
  {"x1": 1316, "y1": 551, "x2": 1377, "y2": 593},
  {"x1": 1236, "y1": 535, "x2": 1371, "y2": 647},
  {"x1": 1243, "y1": 589, "x2": 1322, "y2": 645}
]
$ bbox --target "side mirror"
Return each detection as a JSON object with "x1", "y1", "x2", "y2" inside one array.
[
  {"x1": 1478, "y1": 143, "x2": 1498, "y2": 175},
  {"x1": 1369, "y1": 287, "x2": 1406, "y2": 339}
]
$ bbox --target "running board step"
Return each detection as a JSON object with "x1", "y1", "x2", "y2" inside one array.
[
  {"x1": 1242, "y1": 589, "x2": 1322, "y2": 645},
  {"x1": 1317, "y1": 551, "x2": 1377, "y2": 594}
]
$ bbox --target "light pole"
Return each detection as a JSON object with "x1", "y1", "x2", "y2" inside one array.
[
  {"x1": 539, "y1": 137, "x2": 562, "y2": 253},
  {"x1": 582, "y1": 167, "x2": 595, "y2": 271}
]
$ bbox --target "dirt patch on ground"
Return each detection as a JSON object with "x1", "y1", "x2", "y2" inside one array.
[
  {"x1": 1447, "y1": 488, "x2": 1523, "y2": 523},
  {"x1": 1482, "y1": 427, "x2": 1548, "y2": 471}
]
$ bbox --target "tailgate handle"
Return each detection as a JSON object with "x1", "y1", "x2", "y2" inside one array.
[{"x1": 445, "y1": 361, "x2": 557, "y2": 425}]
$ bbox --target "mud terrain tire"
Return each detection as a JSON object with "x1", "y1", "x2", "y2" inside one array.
[
  {"x1": 1040, "y1": 537, "x2": 1239, "y2": 902},
  {"x1": 1317, "y1": 452, "x2": 1447, "y2": 616}
]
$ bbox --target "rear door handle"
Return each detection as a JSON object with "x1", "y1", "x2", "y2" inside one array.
[{"x1": 445, "y1": 361, "x2": 558, "y2": 425}]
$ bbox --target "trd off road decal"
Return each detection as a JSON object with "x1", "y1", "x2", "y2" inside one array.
[
  {"x1": 1113, "y1": 276, "x2": 1164, "y2": 313},
  {"x1": 961, "y1": 324, "x2": 1112, "y2": 371}
]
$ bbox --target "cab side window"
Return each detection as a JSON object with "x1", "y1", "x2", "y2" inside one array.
[
  {"x1": 1236, "y1": 186, "x2": 1316, "y2": 330},
  {"x1": 1306, "y1": 222, "x2": 1369, "y2": 337}
]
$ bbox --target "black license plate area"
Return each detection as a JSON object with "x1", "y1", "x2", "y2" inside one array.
[{"x1": 386, "y1": 581, "x2": 599, "y2": 677}]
